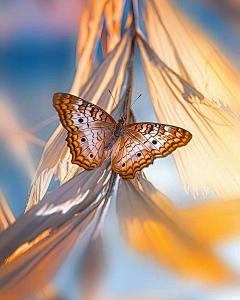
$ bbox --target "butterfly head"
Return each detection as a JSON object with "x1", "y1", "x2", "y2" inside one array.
[{"x1": 117, "y1": 116, "x2": 125, "y2": 125}]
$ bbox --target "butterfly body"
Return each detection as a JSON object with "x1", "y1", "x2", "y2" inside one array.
[
  {"x1": 53, "y1": 93, "x2": 192, "y2": 179},
  {"x1": 105, "y1": 117, "x2": 126, "y2": 151}
]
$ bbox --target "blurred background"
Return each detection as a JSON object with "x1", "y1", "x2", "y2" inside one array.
[{"x1": 0, "y1": 0, "x2": 239, "y2": 299}]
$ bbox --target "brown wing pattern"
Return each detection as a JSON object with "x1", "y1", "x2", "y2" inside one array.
[
  {"x1": 111, "y1": 123, "x2": 192, "y2": 179},
  {"x1": 53, "y1": 93, "x2": 116, "y2": 170},
  {"x1": 53, "y1": 93, "x2": 116, "y2": 132},
  {"x1": 66, "y1": 128, "x2": 114, "y2": 169}
]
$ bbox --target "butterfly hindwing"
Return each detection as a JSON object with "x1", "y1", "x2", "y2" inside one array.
[
  {"x1": 53, "y1": 93, "x2": 116, "y2": 169},
  {"x1": 111, "y1": 123, "x2": 192, "y2": 179},
  {"x1": 66, "y1": 128, "x2": 114, "y2": 169},
  {"x1": 111, "y1": 133, "x2": 154, "y2": 178}
]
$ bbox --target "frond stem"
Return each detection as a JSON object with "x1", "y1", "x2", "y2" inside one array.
[{"x1": 92, "y1": 172, "x2": 117, "y2": 239}]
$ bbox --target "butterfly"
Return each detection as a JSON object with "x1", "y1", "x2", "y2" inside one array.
[{"x1": 53, "y1": 93, "x2": 192, "y2": 179}]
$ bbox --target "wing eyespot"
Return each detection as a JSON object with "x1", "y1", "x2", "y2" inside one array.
[
  {"x1": 90, "y1": 154, "x2": 93, "y2": 158},
  {"x1": 122, "y1": 163, "x2": 126, "y2": 167},
  {"x1": 152, "y1": 140, "x2": 157, "y2": 145},
  {"x1": 81, "y1": 137, "x2": 86, "y2": 142},
  {"x1": 137, "y1": 152, "x2": 142, "y2": 157},
  {"x1": 79, "y1": 118, "x2": 84, "y2": 123}
]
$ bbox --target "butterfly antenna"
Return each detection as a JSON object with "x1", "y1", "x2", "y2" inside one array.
[
  {"x1": 108, "y1": 90, "x2": 122, "y2": 117},
  {"x1": 127, "y1": 94, "x2": 142, "y2": 112}
]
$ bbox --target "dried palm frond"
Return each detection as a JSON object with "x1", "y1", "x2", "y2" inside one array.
[
  {"x1": 140, "y1": 0, "x2": 240, "y2": 114},
  {"x1": 138, "y1": 33, "x2": 240, "y2": 198},
  {"x1": 73, "y1": 0, "x2": 107, "y2": 93},
  {"x1": 105, "y1": 0, "x2": 126, "y2": 52},
  {"x1": 117, "y1": 174, "x2": 239, "y2": 283},
  {"x1": 0, "y1": 190, "x2": 15, "y2": 232},
  {"x1": 180, "y1": 198, "x2": 240, "y2": 244},
  {"x1": 0, "y1": 161, "x2": 112, "y2": 300}
]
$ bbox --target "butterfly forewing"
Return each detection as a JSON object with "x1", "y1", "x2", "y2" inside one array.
[
  {"x1": 53, "y1": 93, "x2": 116, "y2": 132},
  {"x1": 111, "y1": 123, "x2": 192, "y2": 179},
  {"x1": 53, "y1": 93, "x2": 116, "y2": 170}
]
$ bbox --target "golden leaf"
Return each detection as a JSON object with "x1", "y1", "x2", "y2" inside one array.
[
  {"x1": 141, "y1": 0, "x2": 240, "y2": 114},
  {"x1": 0, "y1": 190, "x2": 15, "y2": 232},
  {"x1": 117, "y1": 175, "x2": 238, "y2": 283},
  {"x1": 138, "y1": 35, "x2": 240, "y2": 198}
]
